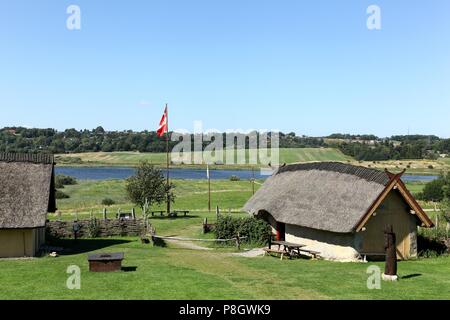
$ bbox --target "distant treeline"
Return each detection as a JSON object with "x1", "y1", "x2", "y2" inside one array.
[
  {"x1": 0, "y1": 127, "x2": 448, "y2": 161},
  {"x1": 0, "y1": 127, "x2": 324, "y2": 154},
  {"x1": 333, "y1": 135, "x2": 450, "y2": 161}
]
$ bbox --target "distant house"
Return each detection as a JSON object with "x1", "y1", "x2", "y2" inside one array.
[
  {"x1": 244, "y1": 162, "x2": 434, "y2": 261},
  {"x1": 0, "y1": 153, "x2": 56, "y2": 258}
]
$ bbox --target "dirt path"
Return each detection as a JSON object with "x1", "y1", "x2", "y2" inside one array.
[
  {"x1": 166, "y1": 239, "x2": 212, "y2": 251},
  {"x1": 229, "y1": 248, "x2": 265, "y2": 257}
]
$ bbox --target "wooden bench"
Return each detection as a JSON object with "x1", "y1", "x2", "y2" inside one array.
[
  {"x1": 174, "y1": 210, "x2": 190, "y2": 216},
  {"x1": 298, "y1": 248, "x2": 322, "y2": 259},
  {"x1": 263, "y1": 248, "x2": 291, "y2": 260},
  {"x1": 150, "y1": 210, "x2": 165, "y2": 217}
]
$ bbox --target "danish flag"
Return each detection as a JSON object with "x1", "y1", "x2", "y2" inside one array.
[{"x1": 156, "y1": 106, "x2": 168, "y2": 137}]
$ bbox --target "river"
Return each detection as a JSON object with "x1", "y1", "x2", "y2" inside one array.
[{"x1": 55, "y1": 166, "x2": 438, "y2": 182}]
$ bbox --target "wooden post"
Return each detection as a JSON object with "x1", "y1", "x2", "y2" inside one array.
[
  {"x1": 216, "y1": 206, "x2": 219, "y2": 220},
  {"x1": 447, "y1": 222, "x2": 449, "y2": 240},
  {"x1": 203, "y1": 218, "x2": 208, "y2": 234},
  {"x1": 436, "y1": 215, "x2": 439, "y2": 238},
  {"x1": 383, "y1": 224, "x2": 398, "y2": 280},
  {"x1": 103, "y1": 208, "x2": 107, "y2": 220},
  {"x1": 236, "y1": 232, "x2": 241, "y2": 251},
  {"x1": 132, "y1": 208, "x2": 136, "y2": 220}
]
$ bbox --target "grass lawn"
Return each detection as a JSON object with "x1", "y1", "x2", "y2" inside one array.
[
  {"x1": 1, "y1": 213, "x2": 449, "y2": 299},
  {"x1": 2, "y1": 178, "x2": 448, "y2": 300},
  {"x1": 55, "y1": 179, "x2": 260, "y2": 217}
]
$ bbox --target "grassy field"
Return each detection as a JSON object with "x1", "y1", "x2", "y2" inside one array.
[
  {"x1": 55, "y1": 179, "x2": 260, "y2": 217},
  {"x1": 2, "y1": 177, "x2": 448, "y2": 300},
  {"x1": 1, "y1": 238, "x2": 450, "y2": 300},
  {"x1": 1, "y1": 209, "x2": 449, "y2": 299},
  {"x1": 54, "y1": 178, "x2": 432, "y2": 217},
  {"x1": 56, "y1": 148, "x2": 351, "y2": 168}
]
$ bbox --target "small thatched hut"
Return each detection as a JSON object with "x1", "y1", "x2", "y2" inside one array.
[
  {"x1": 244, "y1": 162, "x2": 434, "y2": 261},
  {"x1": 0, "y1": 153, "x2": 56, "y2": 258}
]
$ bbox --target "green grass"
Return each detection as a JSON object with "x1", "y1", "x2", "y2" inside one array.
[
  {"x1": 2, "y1": 177, "x2": 449, "y2": 300},
  {"x1": 1, "y1": 218, "x2": 449, "y2": 299},
  {"x1": 55, "y1": 179, "x2": 260, "y2": 217},
  {"x1": 56, "y1": 148, "x2": 351, "y2": 168}
]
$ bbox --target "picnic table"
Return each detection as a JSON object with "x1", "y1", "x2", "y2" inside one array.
[
  {"x1": 149, "y1": 210, "x2": 190, "y2": 217},
  {"x1": 272, "y1": 241, "x2": 306, "y2": 256},
  {"x1": 265, "y1": 241, "x2": 322, "y2": 260}
]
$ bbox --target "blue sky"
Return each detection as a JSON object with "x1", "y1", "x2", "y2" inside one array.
[{"x1": 0, "y1": 0, "x2": 449, "y2": 137}]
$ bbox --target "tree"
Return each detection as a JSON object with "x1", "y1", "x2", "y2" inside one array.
[
  {"x1": 125, "y1": 161, "x2": 175, "y2": 209},
  {"x1": 420, "y1": 177, "x2": 447, "y2": 202}
]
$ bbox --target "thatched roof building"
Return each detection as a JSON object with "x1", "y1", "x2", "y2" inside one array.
[
  {"x1": 0, "y1": 153, "x2": 55, "y2": 258},
  {"x1": 244, "y1": 162, "x2": 433, "y2": 261}
]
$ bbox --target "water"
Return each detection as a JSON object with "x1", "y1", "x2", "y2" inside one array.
[
  {"x1": 402, "y1": 175, "x2": 438, "y2": 182},
  {"x1": 55, "y1": 166, "x2": 269, "y2": 181},
  {"x1": 55, "y1": 166, "x2": 439, "y2": 182}
]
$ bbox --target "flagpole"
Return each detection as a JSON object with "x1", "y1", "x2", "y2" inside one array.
[
  {"x1": 166, "y1": 103, "x2": 170, "y2": 215},
  {"x1": 252, "y1": 166, "x2": 255, "y2": 195},
  {"x1": 207, "y1": 165, "x2": 211, "y2": 212}
]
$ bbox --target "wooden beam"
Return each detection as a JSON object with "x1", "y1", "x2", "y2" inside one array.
[
  {"x1": 395, "y1": 180, "x2": 434, "y2": 228},
  {"x1": 355, "y1": 172, "x2": 404, "y2": 232}
]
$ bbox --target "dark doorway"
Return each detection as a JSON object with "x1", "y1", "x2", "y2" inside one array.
[{"x1": 276, "y1": 222, "x2": 285, "y2": 241}]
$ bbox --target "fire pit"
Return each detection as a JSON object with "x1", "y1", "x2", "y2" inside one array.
[{"x1": 88, "y1": 252, "x2": 124, "y2": 272}]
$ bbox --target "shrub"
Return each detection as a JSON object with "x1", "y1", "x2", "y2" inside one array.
[
  {"x1": 229, "y1": 175, "x2": 240, "y2": 181},
  {"x1": 55, "y1": 190, "x2": 69, "y2": 199},
  {"x1": 428, "y1": 165, "x2": 434, "y2": 169},
  {"x1": 55, "y1": 156, "x2": 83, "y2": 164},
  {"x1": 417, "y1": 235, "x2": 448, "y2": 257},
  {"x1": 101, "y1": 198, "x2": 116, "y2": 206},
  {"x1": 55, "y1": 175, "x2": 77, "y2": 187},
  {"x1": 215, "y1": 215, "x2": 271, "y2": 245},
  {"x1": 87, "y1": 218, "x2": 100, "y2": 238},
  {"x1": 419, "y1": 178, "x2": 447, "y2": 202}
]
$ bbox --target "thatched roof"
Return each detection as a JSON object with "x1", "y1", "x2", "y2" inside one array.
[
  {"x1": 0, "y1": 153, "x2": 55, "y2": 229},
  {"x1": 244, "y1": 162, "x2": 429, "y2": 233}
]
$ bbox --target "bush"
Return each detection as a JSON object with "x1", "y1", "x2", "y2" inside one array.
[
  {"x1": 101, "y1": 198, "x2": 116, "y2": 206},
  {"x1": 215, "y1": 215, "x2": 271, "y2": 245},
  {"x1": 87, "y1": 218, "x2": 100, "y2": 238},
  {"x1": 417, "y1": 235, "x2": 448, "y2": 257},
  {"x1": 55, "y1": 190, "x2": 70, "y2": 199},
  {"x1": 419, "y1": 178, "x2": 447, "y2": 202},
  {"x1": 55, "y1": 175, "x2": 77, "y2": 187},
  {"x1": 229, "y1": 175, "x2": 240, "y2": 181},
  {"x1": 55, "y1": 156, "x2": 83, "y2": 164}
]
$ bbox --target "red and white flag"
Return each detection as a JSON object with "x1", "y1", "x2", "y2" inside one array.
[{"x1": 157, "y1": 106, "x2": 168, "y2": 137}]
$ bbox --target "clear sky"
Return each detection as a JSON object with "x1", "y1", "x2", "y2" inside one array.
[{"x1": 1, "y1": 0, "x2": 449, "y2": 137}]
